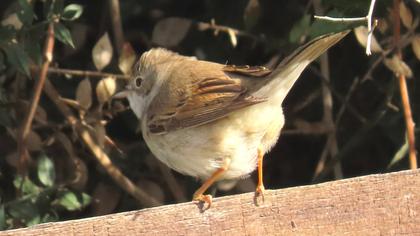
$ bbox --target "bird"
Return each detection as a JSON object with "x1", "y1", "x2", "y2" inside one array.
[{"x1": 114, "y1": 30, "x2": 348, "y2": 208}]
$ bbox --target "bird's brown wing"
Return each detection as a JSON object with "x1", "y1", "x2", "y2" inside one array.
[{"x1": 146, "y1": 65, "x2": 268, "y2": 134}]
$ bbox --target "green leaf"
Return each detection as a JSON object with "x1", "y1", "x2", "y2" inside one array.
[
  {"x1": 56, "y1": 191, "x2": 91, "y2": 211},
  {"x1": 2, "y1": 43, "x2": 31, "y2": 76},
  {"x1": 289, "y1": 14, "x2": 311, "y2": 44},
  {"x1": 17, "y1": 0, "x2": 35, "y2": 26},
  {"x1": 387, "y1": 137, "x2": 409, "y2": 169},
  {"x1": 54, "y1": 23, "x2": 75, "y2": 48},
  {"x1": 48, "y1": 0, "x2": 64, "y2": 18},
  {"x1": 41, "y1": 211, "x2": 58, "y2": 223},
  {"x1": 61, "y1": 4, "x2": 84, "y2": 21},
  {"x1": 309, "y1": 10, "x2": 353, "y2": 38},
  {"x1": 13, "y1": 176, "x2": 40, "y2": 195},
  {"x1": 0, "y1": 205, "x2": 6, "y2": 230},
  {"x1": 0, "y1": 25, "x2": 17, "y2": 44},
  {"x1": 25, "y1": 42, "x2": 42, "y2": 66},
  {"x1": 7, "y1": 200, "x2": 40, "y2": 226},
  {"x1": 37, "y1": 154, "x2": 55, "y2": 187}
]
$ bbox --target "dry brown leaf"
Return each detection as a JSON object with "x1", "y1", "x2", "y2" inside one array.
[
  {"x1": 384, "y1": 55, "x2": 413, "y2": 78},
  {"x1": 69, "y1": 157, "x2": 89, "y2": 190},
  {"x1": 136, "y1": 179, "x2": 165, "y2": 204},
  {"x1": 353, "y1": 26, "x2": 383, "y2": 53},
  {"x1": 17, "y1": 100, "x2": 47, "y2": 125},
  {"x1": 411, "y1": 34, "x2": 420, "y2": 61},
  {"x1": 1, "y1": 13, "x2": 22, "y2": 30},
  {"x1": 90, "y1": 182, "x2": 121, "y2": 216},
  {"x1": 244, "y1": 0, "x2": 261, "y2": 29},
  {"x1": 55, "y1": 131, "x2": 75, "y2": 157},
  {"x1": 118, "y1": 42, "x2": 136, "y2": 75},
  {"x1": 152, "y1": 17, "x2": 192, "y2": 47},
  {"x1": 27, "y1": 130, "x2": 43, "y2": 151},
  {"x1": 92, "y1": 32, "x2": 113, "y2": 71},
  {"x1": 96, "y1": 77, "x2": 117, "y2": 104},
  {"x1": 76, "y1": 78, "x2": 92, "y2": 110},
  {"x1": 227, "y1": 28, "x2": 238, "y2": 48},
  {"x1": 34, "y1": 105, "x2": 48, "y2": 125},
  {"x1": 6, "y1": 151, "x2": 18, "y2": 167},
  {"x1": 376, "y1": 18, "x2": 388, "y2": 34},
  {"x1": 399, "y1": 1, "x2": 413, "y2": 29}
]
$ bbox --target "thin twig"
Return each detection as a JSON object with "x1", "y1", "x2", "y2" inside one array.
[
  {"x1": 42, "y1": 78, "x2": 161, "y2": 206},
  {"x1": 335, "y1": 77, "x2": 360, "y2": 126},
  {"x1": 108, "y1": 0, "x2": 124, "y2": 55},
  {"x1": 17, "y1": 23, "x2": 55, "y2": 175},
  {"x1": 313, "y1": 0, "x2": 342, "y2": 179},
  {"x1": 196, "y1": 19, "x2": 262, "y2": 41},
  {"x1": 392, "y1": 0, "x2": 417, "y2": 169},
  {"x1": 365, "y1": 0, "x2": 378, "y2": 55},
  {"x1": 42, "y1": 67, "x2": 129, "y2": 80},
  {"x1": 157, "y1": 162, "x2": 187, "y2": 203},
  {"x1": 314, "y1": 0, "x2": 377, "y2": 55},
  {"x1": 313, "y1": 16, "x2": 366, "y2": 22}
]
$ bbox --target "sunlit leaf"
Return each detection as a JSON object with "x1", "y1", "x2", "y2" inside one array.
[
  {"x1": 1, "y1": 13, "x2": 23, "y2": 30},
  {"x1": 92, "y1": 32, "x2": 113, "y2": 71},
  {"x1": 411, "y1": 34, "x2": 420, "y2": 61},
  {"x1": 54, "y1": 23, "x2": 75, "y2": 48},
  {"x1": 353, "y1": 26, "x2": 383, "y2": 53},
  {"x1": 56, "y1": 191, "x2": 91, "y2": 211},
  {"x1": 118, "y1": 42, "x2": 136, "y2": 75},
  {"x1": 96, "y1": 77, "x2": 116, "y2": 104},
  {"x1": 37, "y1": 154, "x2": 55, "y2": 187},
  {"x1": 152, "y1": 17, "x2": 192, "y2": 47},
  {"x1": 61, "y1": 4, "x2": 84, "y2": 21},
  {"x1": 227, "y1": 28, "x2": 237, "y2": 48},
  {"x1": 384, "y1": 55, "x2": 413, "y2": 78},
  {"x1": 399, "y1": 1, "x2": 413, "y2": 29},
  {"x1": 13, "y1": 176, "x2": 40, "y2": 195},
  {"x1": 387, "y1": 137, "x2": 408, "y2": 169},
  {"x1": 75, "y1": 78, "x2": 92, "y2": 110}
]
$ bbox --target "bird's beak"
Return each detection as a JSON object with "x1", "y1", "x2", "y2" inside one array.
[{"x1": 112, "y1": 89, "x2": 130, "y2": 99}]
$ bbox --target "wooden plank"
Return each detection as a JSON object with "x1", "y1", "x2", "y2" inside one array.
[{"x1": 2, "y1": 169, "x2": 419, "y2": 236}]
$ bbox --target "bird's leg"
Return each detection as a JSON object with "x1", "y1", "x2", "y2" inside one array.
[
  {"x1": 255, "y1": 148, "x2": 265, "y2": 201},
  {"x1": 193, "y1": 158, "x2": 231, "y2": 208}
]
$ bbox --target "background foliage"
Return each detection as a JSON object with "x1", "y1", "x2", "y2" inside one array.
[{"x1": 0, "y1": 0, "x2": 418, "y2": 230}]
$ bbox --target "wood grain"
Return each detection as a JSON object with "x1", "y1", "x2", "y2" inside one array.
[{"x1": 2, "y1": 169, "x2": 419, "y2": 236}]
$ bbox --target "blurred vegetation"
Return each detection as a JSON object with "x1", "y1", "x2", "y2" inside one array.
[{"x1": 0, "y1": 0, "x2": 419, "y2": 230}]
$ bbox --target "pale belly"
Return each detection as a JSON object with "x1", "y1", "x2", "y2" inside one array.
[{"x1": 142, "y1": 101, "x2": 285, "y2": 180}]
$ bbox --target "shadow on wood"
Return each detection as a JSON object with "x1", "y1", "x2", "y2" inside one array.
[{"x1": 1, "y1": 169, "x2": 419, "y2": 235}]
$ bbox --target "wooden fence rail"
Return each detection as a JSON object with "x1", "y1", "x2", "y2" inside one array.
[{"x1": 1, "y1": 169, "x2": 419, "y2": 235}]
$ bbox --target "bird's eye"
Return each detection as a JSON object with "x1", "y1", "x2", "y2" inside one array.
[{"x1": 134, "y1": 77, "x2": 143, "y2": 88}]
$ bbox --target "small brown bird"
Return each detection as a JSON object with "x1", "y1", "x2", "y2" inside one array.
[{"x1": 115, "y1": 31, "x2": 348, "y2": 207}]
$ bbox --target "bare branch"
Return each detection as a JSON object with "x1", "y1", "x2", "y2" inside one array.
[{"x1": 17, "y1": 23, "x2": 55, "y2": 175}]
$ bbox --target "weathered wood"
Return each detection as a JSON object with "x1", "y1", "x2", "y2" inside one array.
[{"x1": 2, "y1": 169, "x2": 419, "y2": 236}]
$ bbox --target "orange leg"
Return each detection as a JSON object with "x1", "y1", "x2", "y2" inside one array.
[
  {"x1": 255, "y1": 148, "x2": 265, "y2": 200},
  {"x1": 193, "y1": 158, "x2": 231, "y2": 208}
]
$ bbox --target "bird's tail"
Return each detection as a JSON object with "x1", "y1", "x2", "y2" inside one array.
[{"x1": 254, "y1": 30, "x2": 349, "y2": 103}]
